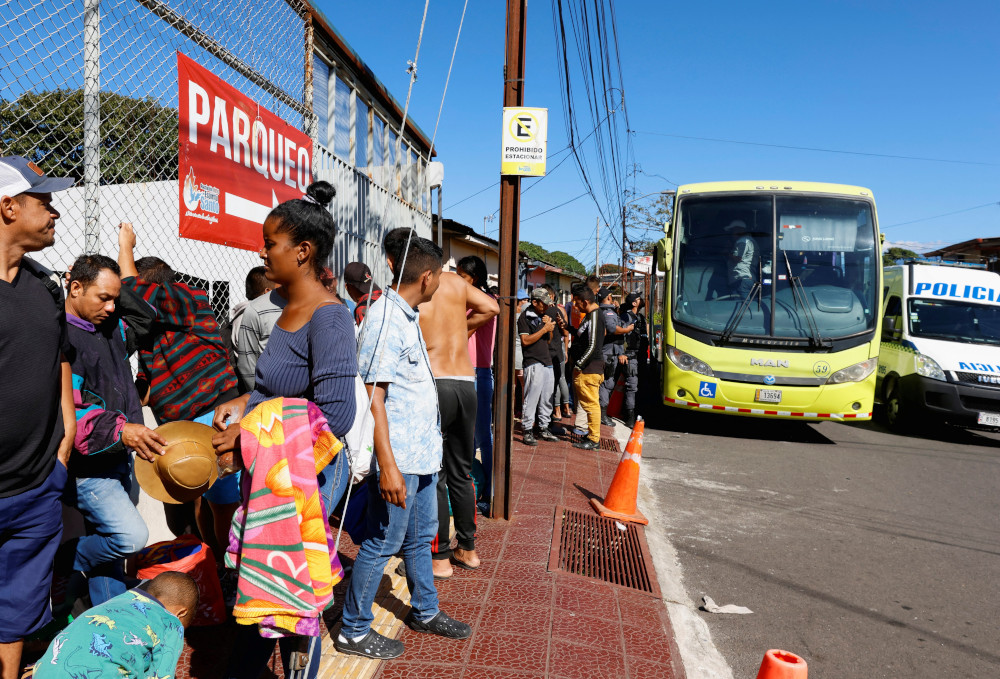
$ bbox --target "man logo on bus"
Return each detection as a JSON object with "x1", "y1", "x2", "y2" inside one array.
[
  {"x1": 813, "y1": 361, "x2": 831, "y2": 377},
  {"x1": 751, "y1": 357, "x2": 789, "y2": 368},
  {"x1": 763, "y1": 375, "x2": 776, "y2": 386}
]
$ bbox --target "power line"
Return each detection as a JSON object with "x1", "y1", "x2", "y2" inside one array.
[
  {"x1": 487, "y1": 192, "x2": 590, "y2": 236},
  {"x1": 634, "y1": 130, "x2": 999, "y2": 167},
  {"x1": 428, "y1": 0, "x2": 470, "y2": 154},
  {"x1": 881, "y1": 201, "x2": 1000, "y2": 229}
]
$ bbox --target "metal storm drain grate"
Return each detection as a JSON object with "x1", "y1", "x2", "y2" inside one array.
[
  {"x1": 548, "y1": 506, "x2": 661, "y2": 597},
  {"x1": 564, "y1": 431, "x2": 621, "y2": 453}
]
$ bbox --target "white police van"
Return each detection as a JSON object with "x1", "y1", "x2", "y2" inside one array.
[{"x1": 876, "y1": 261, "x2": 1000, "y2": 430}]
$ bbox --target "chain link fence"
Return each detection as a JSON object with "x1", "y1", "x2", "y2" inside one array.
[{"x1": 2, "y1": 0, "x2": 429, "y2": 318}]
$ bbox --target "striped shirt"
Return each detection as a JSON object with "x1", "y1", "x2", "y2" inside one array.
[
  {"x1": 236, "y1": 290, "x2": 286, "y2": 391},
  {"x1": 124, "y1": 276, "x2": 237, "y2": 423}
]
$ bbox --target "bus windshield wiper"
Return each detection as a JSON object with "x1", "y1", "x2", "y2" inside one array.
[
  {"x1": 782, "y1": 251, "x2": 830, "y2": 349},
  {"x1": 720, "y1": 276, "x2": 762, "y2": 344}
]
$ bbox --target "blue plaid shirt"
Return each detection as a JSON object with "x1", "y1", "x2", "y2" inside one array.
[{"x1": 357, "y1": 288, "x2": 442, "y2": 475}]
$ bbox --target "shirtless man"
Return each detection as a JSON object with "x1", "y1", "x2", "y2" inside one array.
[{"x1": 383, "y1": 228, "x2": 499, "y2": 578}]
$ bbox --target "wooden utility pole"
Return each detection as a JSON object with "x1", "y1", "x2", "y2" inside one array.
[
  {"x1": 621, "y1": 205, "x2": 627, "y2": 294},
  {"x1": 491, "y1": 0, "x2": 527, "y2": 520},
  {"x1": 595, "y1": 217, "x2": 600, "y2": 275}
]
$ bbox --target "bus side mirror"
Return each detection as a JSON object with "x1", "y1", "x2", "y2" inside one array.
[{"x1": 655, "y1": 237, "x2": 671, "y2": 272}]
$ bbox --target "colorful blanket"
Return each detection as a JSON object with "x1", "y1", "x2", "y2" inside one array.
[{"x1": 226, "y1": 398, "x2": 345, "y2": 638}]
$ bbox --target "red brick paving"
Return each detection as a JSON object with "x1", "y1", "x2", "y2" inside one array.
[{"x1": 373, "y1": 419, "x2": 684, "y2": 679}]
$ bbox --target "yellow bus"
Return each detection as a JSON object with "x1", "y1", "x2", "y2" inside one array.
[{"x1": 655, "y1": 181, "x2": 882, "y2": 420}]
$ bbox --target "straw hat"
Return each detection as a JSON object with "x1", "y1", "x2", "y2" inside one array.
[{"x1": 135, "y1": 421, "x2": 219, "y2": 504}]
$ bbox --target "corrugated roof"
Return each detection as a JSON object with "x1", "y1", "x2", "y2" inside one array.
[{"x1": 305, "y1": 1, "x2": 435, "y2": 155}]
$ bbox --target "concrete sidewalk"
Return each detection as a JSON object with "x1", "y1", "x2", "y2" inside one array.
[{"x1": 168, "y1": 415, "x2": 684, "y2": 678}]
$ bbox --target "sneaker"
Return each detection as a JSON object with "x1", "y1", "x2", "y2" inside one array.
[
  {"x1": 405, "y1": 611, "x2": 472, "y2": 639},
  {"x1": 547, "y1": 423, "x2": 566, "y2": 436},
  {"x1": 571, "y1": 427, "x2": 588, "y2": 437},
  {"x1": 538, "y1": 429, "x2": 559, "y2": 442},
  {"x1": 522, "y1": 432, "x2": 538, "y2": 446},
  {"x1": 573, "y1": 438, "x2": 599, "y2": 450},
  {"x1": 334, "y1": 629, "x2": 405, "y2": 659}
]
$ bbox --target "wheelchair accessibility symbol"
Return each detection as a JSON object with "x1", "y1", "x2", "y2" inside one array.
[{"x1": 699, "y1": 381, "x2": 717, "y2": 398}]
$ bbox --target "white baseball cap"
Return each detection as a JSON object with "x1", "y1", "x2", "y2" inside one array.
[{"x1": 0, "y1": 156, "x2": 75, "y2": 198}]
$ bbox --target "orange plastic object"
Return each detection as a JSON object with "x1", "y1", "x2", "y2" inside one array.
[
  {"x1": 589, "y1": 418, "x2": 648, "y2": 525},
  {"x1": 756, "y1": 649, "x2": 808, "y2": 679},
  {"x1": 607, "y1": 376, "x2": 625, "y2": 418}
]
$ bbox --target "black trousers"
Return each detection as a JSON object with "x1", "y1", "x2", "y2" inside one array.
[{"x1": 433, "y1": 378, "x2": 478, "y2": 559}]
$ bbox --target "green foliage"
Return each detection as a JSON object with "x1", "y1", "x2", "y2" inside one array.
[
  {"x1": 519, "y1": 241, "x2": 550, "y2": 262},
  {"x1": 520, "y1": 241, "x2": 587, "y2": 275},
  {"x1": 882, "y1": 246, "x2": 919, "y2": 267},
  {"x1": 629, "y1": 193, "x2": 672, "y2": 235},
  {"x1": 598, "y1": 263, "x2": 621, "y2": 274},
  {"x1": 0, "y1": 89, "x2": 178, "y2": 184},
  {"x1": 547, "y1": 250, "x2": 586, "y2": 275}
]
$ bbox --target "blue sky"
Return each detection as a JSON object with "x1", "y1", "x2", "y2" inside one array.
[{"x1": 319, "y1": 0, "x2": 1000, "y2": 264}]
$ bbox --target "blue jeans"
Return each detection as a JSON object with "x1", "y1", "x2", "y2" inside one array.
[
  {"x1": 474, "y1": 367, "x2": 494, "y2": 499},
  {"x1": 63, "y1": 461, "x2": 148, "y2": 605},
  {"x1": 317, "y1": 443, "x2": 350, "y2": 517},
  {"x1": 341, "y1": 472, "x2": 439, "y2": 638}
]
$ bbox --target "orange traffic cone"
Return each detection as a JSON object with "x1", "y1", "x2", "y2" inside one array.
[
  {"x1": 590, "y1": 417, "x2": 648, "y2": 525},
  {"x1": 756, "y1": 649, "x2": 807, "y2": 679},
  {"x1": 607, "y1": 377, "x2": 625, "y2": 419}
]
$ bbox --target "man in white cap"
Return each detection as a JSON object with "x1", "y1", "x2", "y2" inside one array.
[{"x1": 0, "y1": 156, "x2": 75, "y2": 678}]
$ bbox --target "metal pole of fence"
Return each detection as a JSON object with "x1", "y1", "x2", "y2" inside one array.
[
  {"x1": 83, "y1": 0, "x2": 100, "y2": 255},
  {"x1": 303, "y1": 15, "x2": 316, "y2": 141}
]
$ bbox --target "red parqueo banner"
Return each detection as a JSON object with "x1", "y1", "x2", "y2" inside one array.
[{"x1": 178, "y1": 52, "x2": 313, "y2": 251}]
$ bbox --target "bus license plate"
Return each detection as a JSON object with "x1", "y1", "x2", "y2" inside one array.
[
  {"x1": 977, "y1": 411, "x2": 1000, "y2": 427},
  {"x1": 755, "y1": 389, "x2": 782, "y2": 404}
]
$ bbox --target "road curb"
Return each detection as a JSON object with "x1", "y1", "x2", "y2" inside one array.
[{"x1": 611, "y1": 420, "x2": 734, "y2": 679}]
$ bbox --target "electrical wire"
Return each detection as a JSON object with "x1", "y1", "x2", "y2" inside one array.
[
  {"x1": 428, "y1": 0, "x2": 469, "y2": 155},
  {"x1": 633, "y1": 130, "x2": 999, "y2": 167},
  {"x1": 881, "y1": 201, "x2": 1000, "y2": 229}
]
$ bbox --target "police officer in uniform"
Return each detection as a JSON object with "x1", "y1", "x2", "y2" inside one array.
[
  {"x1": 597, "y1": 287, "x2": 634, "y2": 426},
  {"x1": 618, "y1": 293, "x2": 645, "y2": 427}
]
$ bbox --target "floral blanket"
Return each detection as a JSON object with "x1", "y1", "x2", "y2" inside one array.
[{"x1": 226, "y1": 398, "x2": 344, "y2": 638}]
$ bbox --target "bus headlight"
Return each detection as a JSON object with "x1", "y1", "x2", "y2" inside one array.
[
  {"x1": 826, "y1": 358, "x2": 878, "y2": 384},
  {"x1": 666, "y1": 346, "x2": 714, "y2": 377},
  {"x1": 914, "y1": 354, "x2": 946, "y2": 381}
]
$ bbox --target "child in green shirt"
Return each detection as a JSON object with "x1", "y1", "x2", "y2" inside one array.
[{"x1": 32, "y1": 572, "x2": 198, "y2": 678}]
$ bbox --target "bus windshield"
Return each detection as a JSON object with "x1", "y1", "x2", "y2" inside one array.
[
  {"x1": 908, "y1": 298, "x2": 1000, "y2": 346},
  {"x1": 673, "y1": 194, "x2": 879, "y2": 342}
]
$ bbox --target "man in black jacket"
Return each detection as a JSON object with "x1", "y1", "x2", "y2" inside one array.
[
  {"x1": 567, "y1": 284, "x2": 605, "y2": 449},
  {"x1": 60, "y1": 253, "x2": 162, "y2": 606}
]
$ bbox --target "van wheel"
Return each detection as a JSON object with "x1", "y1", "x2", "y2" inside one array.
[{"x1": 886, "y1": 386, "x2": 912, "y2": 431}]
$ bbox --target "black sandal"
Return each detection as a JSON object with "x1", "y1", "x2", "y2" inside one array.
[
  {"x1": 405, "y1": 611, "x2": 472, "y2": 639},
  {"x1": 334, "y1": 630, "x2": 404, "y2": 659}
]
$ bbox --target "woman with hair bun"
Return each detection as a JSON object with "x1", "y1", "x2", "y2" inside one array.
[{"x1": 212, "y1": 181, "x2": 357, "y2": 679}]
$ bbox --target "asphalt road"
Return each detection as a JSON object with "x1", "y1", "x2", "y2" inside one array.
[{"x1": 638, "y1": 403, "x2": 1000, "y2": 679}]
